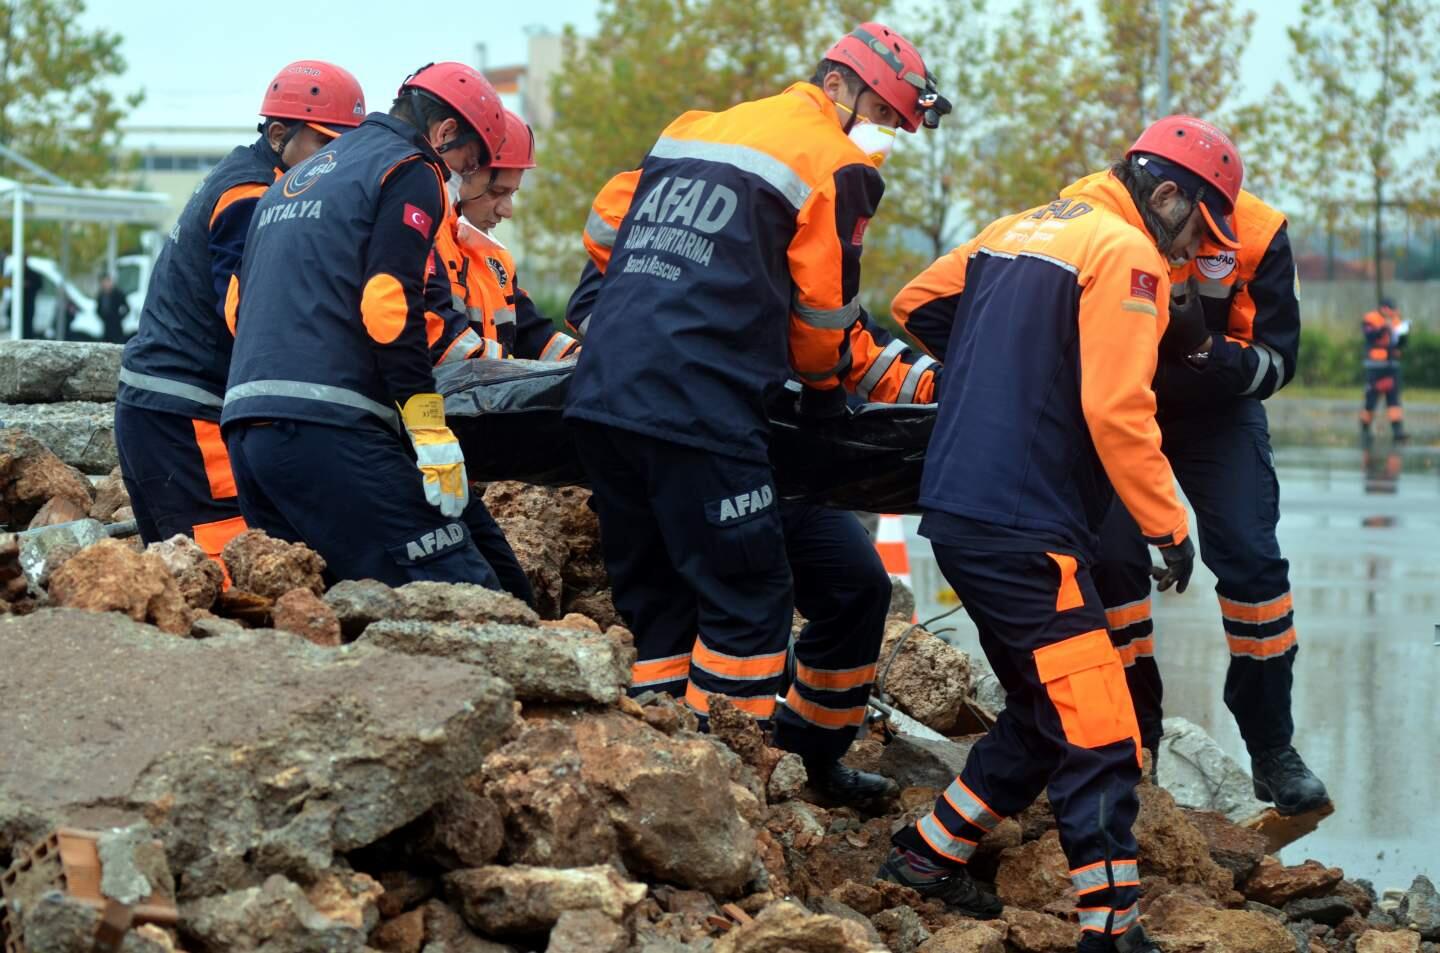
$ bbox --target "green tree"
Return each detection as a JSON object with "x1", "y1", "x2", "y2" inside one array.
[
  {"x1": 1280, "y1": 0, "x2": 1440, "y2": 301},
  {"x1": 520, "y1": 0, "x2": 875, "y2": 290},
  {"x1": 0, "y1": 0, "x2": 142, "y2": 268}
]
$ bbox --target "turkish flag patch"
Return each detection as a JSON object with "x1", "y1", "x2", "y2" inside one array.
[
  {"x1": 851, "y1": 217, "x2": 870, "y2": 246},
  {"x1": 1130, "y1": 269, "x2": 1158, "y2": 302},
  {"x1": 403, "y1": 203, "x2": 433, "y2": 237}
]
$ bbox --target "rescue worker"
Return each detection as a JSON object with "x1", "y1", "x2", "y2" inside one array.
[
  {"x1": 880, "y1": 117, "x2": 1245, "y2": 953},
  {"x1": 458, "y1": 111, "x2": 580, "y2": 362},
  {"x1": 222, "y1": 62, "x2": 523, "y2": 588},
  {"x1": 1092, "y1": 178, "x2": 1328, "y2": 815},
  {"x1": 1360, "y1": 298, "x2": 1409, "y2": 443},
  {"x1": 115, "y1": 61, "x2": 365, "y2": 567},
  {"x1": 563, "y1": 24, "x2": 949, "y2": 800}
]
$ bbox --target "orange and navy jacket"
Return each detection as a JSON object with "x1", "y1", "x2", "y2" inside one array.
[
  {"x1": 426, "y1": 210, "x2": 579, "y2": 365},
  {"x1": 222, "y1": 115, "x2": 447, "y2": 434},
  {"x1": 893, "y1": 171, "x2": 1189, "y2": 556},
  {"x1": 120, "y1": 138, "x2": 281, "y2": 421},
  {"x1": 426, "y1": 201, "x2": 498, "y2": 367},
  {"x1": 563, "y1": 82, "x2": 938, "y2": 462},
  {"x1": 1362, "y1": 305, "x2": 1405, "y2": 368},
  {"x1": 457, "y1": 223, "x2": 579, "y2": 361},
  {"x1": 1084, "y1": 187, "x2": 1298, "y2": 411}
]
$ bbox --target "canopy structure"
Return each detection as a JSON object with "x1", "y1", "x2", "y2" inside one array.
[{"x1": 1, "y1": 174, "x2": 171, "y2": 340}]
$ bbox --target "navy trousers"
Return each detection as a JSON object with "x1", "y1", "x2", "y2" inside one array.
[
  {"x1": 896, "y1": 541, "x2": 1142, "y2": 939},
  {"x1": 114, "y1": 402, "x2": 248, "y2": 562},
  {"x1": 225, "y1": 418, "x2": 525, "y2": 596},
  {"x1": 573, "y1": 422, "x2": 890, "y2": 763},
  {"x1": 1093, "y1": 398, "x2": 1297, "y2": 757}
]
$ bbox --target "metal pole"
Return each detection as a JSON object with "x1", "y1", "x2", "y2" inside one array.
[
  {"x1": 106, "y1": 224, "x2": 118, "y2": 277},
  {"x1": 1157, "y1": 0, "x2": 1171, "y2": 118},
  {"x1": 10, "y1": 185, "x2": 22, "y2": 341},
  {"x1": 56, "y1": 222, "x2": 70, "y2": 341}
]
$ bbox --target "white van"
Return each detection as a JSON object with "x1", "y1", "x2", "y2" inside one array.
[{"x1": 0, "y1": 256, "x2": 103, "y2": 339}]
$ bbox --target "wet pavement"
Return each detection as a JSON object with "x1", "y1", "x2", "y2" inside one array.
[{"x1": 906, "y1": 442, "x2": 1440, "y2": 889}]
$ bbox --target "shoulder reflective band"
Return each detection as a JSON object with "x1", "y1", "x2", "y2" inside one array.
[
  {"x1": 584, "y1": 208, "x2": 618, "y2": 249},
  {"x1": 492, "y1": 307, "x2": 516, "y2": 327},
  {"x1": 649, "y1": 137, "x2": 813, "y2": 211},
  {"x1": 118, "y1": 367, "x2": 224, "y2": 408}
]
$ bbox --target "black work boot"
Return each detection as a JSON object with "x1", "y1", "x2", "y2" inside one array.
[
  {"x1": 1252, "y1": 745, "x2": 1330, "y2": 815},
  {"x1": 806, "y1": 760, "x2": 899, "y2": 805},
  {"x1": 876, "y1": 847, "x2": 1003, "y2": 920},
  {"x1": 1077, "y1": 924, "x2": 1162, "y2": 952}
]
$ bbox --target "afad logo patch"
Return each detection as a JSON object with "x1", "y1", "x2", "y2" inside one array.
[
  {"x1": 1196, "y1": 250, "x2": 1237, "y2": 280},
  {"x1": 1130, "y1": 269, "x2": 1159, "y2": 302},
  {"x1": 487, "y1": 257, "x2": 509, "y2": 288},
  {"x1": 403, "y1": 203, "x2": 433, "y2": 237},
  {"x1": 282, "y1": 150, "x2": 337, "y2": 198}
]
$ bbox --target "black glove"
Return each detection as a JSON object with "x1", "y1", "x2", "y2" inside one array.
[
  {"x1": 1161, "y1": 277, "x2": 1211, "y2": 359},
  {"x1": 797, "y1": 385, "x2": 848, "y2": 419},
  {"x1": 1150, "y1": 536, "x2": 1195, "y2": 593}
]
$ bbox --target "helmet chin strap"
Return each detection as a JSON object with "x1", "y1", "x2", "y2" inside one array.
[{"x1": 833, "y1": 99, "x2": 862, "y2": 135}]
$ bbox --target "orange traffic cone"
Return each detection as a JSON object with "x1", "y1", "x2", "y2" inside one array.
[{"x1": 875, "y1": 514, "x2": 917, "y2": 622}]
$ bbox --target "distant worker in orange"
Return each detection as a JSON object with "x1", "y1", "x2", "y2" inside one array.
[
  {"x1": 880, "y1": 117, "x2": 1245, "y2": 953},
  {"x1": 1360, "y1": 297, "x2": 1409, "y2": 444}
]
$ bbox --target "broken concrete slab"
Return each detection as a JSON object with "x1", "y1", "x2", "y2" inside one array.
[
  {"x1": 223, "y1": 530, "x2": 326, "y2": 599},
  {"x1": 180, "y1": 873, "x2": 367, "y2": 952},
  {"x1": 1186, "y1": 809, "x2": 1269, "y2": 886},
  {"x1": 994, "y1": 831, "x2": 1072, "y2": 914},
  {"x1": 324, "y1": 580, "x2": 537, "y2": 642},
  {"x1": 712, "y1": 901, "x2": 877, "y2": 953},
  {"x1": 875, "y1": 734, "x2": 975, "y2": 790},
  {"x1": 1355, "y1": 930, "x2": 1421, "y2": 953},
  {"x1": 444, "y1": 865, "x2": 646, "y2": 935},
  {"x1": 0, "y1": 401, "x2": 118, "y2": 475},
  {"x1": 573, "y1": 711, "x2": 757, "y2": 897},
  {"x1": 1241, "y1": 801, "x2": 1336, "y2": 854},
  {"x1": 90, "y1": 466, "x2": 131, "y2": 522},
  {"x1": 0, "y1": 427, "x2": 95, "y2": 529},
  {"x1": 1397, "y1": 875, "x2": 1440, "y2": 940},
  {"x1": 1142, "y1": 892, "x2": 1296, "y2": 953},
  {"x1": 361, "y1": 620, "x2": 633, "y2": 705},
  {"x1": 1133, "y1": 782, "x2": 1235, "y2": 901},
  {"x1": 1243, "y1": 857, "x2": 1344, "y2": 908},
  {"x1": 876, "y1": 621, "x2": 974, "y2": 735},
  {"x1": 481, "y1": 723, "x2": 621, "y2": 869},
  {"x1": 145, "y1": 535, "x2": 224, "y2": 612},
  {"x1": 544, "y1": 908, "x2": 629, "y2": 953},
  {"x1": 47, "y1": 538, "x2": 193, "y2": 634},
  {"x1": 917, "y1": 922, "x2": 1005, "y2": 953},
  {"x1": 481, "y1": 483, "x2": 606, "y2": 621},
  {"x1": 273, "y1": 588, "x2": 343, "y2": 647},
  {"x1": 19, "y1": 890, "x2": 174, "y2": 953},
  {"x1": 0, "y1": 610, "x2": 515, "y2": 899},
  {"x1": 0, "y1": 341, "x2": 123, "y2": 403},
  {"x1": 1156, "y1": 717, "x2": 1268, "y2": 822}
]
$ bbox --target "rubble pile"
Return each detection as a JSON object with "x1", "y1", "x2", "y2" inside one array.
[{"x1": 0, "y1": 421, "x2": 1435, "y2": 953}]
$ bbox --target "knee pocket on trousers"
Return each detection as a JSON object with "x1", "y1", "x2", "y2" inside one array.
[
  {"x1": 703, "y1": 502, "x2": 785, "y2": 577},
  {"x1": 1033, "y1": 630, "x2": 1140, "y2": 751}
]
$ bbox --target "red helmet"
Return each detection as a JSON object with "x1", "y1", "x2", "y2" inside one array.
[
  {"x1": 259, "y1": 60, "x2": 366, "y2": 138},
  {"x1": 823, "y1": 23, "x2": 949, "y2": 133},
  {"x1": 490, "y1": 110, "x2": 536, "y2": 170},
  {"x1": 399, "y1": 62, "x2": 506, "y2": 160},
  {"x1": 1127, "y1": 115, "x2": 1244, "y2": 248}
]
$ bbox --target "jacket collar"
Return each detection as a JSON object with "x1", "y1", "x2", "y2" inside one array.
[
  {"x1": 1061, "y1": 170, "x2": 1151, "y2": 236},
  {"x1": 364, "y1": 112, "x2": 444, "y2": 162},
  {"x1": 784, "y1": 81, "x2": 842, "y2": 127},
  {"x1": 249, "y1": 136, "x2": 285, "y2": 175}
]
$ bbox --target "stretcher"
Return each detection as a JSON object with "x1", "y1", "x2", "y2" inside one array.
[{"x1": 438, "y1": 359, "x2": 935, "y2": 514}]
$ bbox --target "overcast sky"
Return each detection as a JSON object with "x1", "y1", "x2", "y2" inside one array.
[{"x1": 80, "y1": 0, "x2": 1302, "y2": 128}]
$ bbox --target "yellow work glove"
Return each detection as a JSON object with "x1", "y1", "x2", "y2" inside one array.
[{"x1": 399, "y1": 393, "x2": 469, "y2": 517}]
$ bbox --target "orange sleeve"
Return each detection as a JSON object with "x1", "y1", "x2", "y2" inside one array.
[
  {"x1": 786, "y1": 163, "x2": 884, "y2": 391},
  {"x1": 208, "y1": 182, "x2": 268, "y2": 229},
  {"x1": 1077, "y1": 228, "x2": 1189, "y2": 547},
  {"x1": 584, "y1": 169, "x2": 641, "y2": 272},
  {"x1": 891, "y1": 239, "x2": 977, "y2": 359}
]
